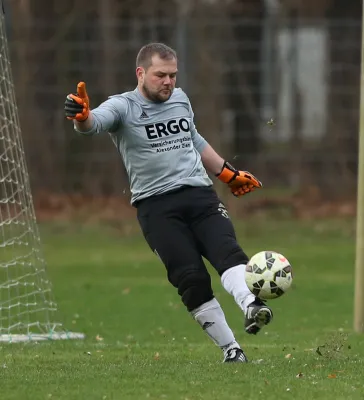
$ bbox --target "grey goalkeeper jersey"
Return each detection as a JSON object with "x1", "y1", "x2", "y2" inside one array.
[{"x1": 74, "y1": 87, "x2": 213, "y2": 204}]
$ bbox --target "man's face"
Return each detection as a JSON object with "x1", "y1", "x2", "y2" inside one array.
[{"x1": 137, "y1": 55, "x2": 177, "y2": 103}]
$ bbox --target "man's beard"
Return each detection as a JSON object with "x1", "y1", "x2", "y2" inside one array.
[{"x1": 142, "y1": 84, "x2": 173, "y2": 103}]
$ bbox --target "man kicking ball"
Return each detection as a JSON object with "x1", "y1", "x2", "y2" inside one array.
[{"x1": 64, "y1": 42, "x2": 273, "y2": 363}]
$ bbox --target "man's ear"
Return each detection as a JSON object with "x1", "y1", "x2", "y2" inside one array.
[{"x1": 136, "y1": 66, "x2": 145, "y2": 80}]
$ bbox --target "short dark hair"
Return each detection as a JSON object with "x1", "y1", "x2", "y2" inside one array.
[{"x1": 136, "y1": 43, "x2": 177, "y2": 70}]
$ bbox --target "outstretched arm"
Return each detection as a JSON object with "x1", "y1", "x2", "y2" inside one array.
[
  {"x1": 200, "y1": 143, "x2": 262, "y2": 197},
  {"x1": 65, "y1": 82, "x2": 123, "y2": 135},
  {"x1": 74, "y1": 100, "x2": 122, "y2": 135},
  {"x1": 188, "y1": 99, "x2": 262, "y2": 197},
  {"x1": 199, "y1": 143, "x2": 224, "y2": 175}
]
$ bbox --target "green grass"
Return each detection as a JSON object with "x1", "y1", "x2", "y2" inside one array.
[{"x1": 0, "y1": 216, "x2": 363, "y2": 400}]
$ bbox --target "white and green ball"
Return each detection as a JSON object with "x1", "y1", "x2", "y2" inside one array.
[{"x1": 245, "y1": 251, "x2": 293, "y2": 300}]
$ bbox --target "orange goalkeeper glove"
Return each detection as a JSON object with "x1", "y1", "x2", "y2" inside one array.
[
  {"x1": 216, "y1": 161, "x2": 262, "y2": 197},
  {"x1": 64, "y1": 82, "x2": 90, "y2": 122}
]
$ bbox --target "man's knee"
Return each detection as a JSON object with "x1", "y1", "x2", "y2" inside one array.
[
  {"x1": 169, "y1": 266, "x2": 214, "y2": 311},
  {"x1": 217, "y1": 243, "x2": 249, "y2": 276}
]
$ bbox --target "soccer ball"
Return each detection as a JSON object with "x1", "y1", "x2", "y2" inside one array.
[{"x1": 245, "y1": 251, "x2": 293, "y2": 300}]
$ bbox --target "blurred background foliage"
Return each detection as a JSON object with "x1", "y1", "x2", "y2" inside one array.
[{"x1": 2, "y1": 0, "x2": 361, "y2": 222}]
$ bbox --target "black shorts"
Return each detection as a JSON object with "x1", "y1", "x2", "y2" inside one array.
[{"x1": 136, "y1": 186, "x2": 248, "y2": 283}]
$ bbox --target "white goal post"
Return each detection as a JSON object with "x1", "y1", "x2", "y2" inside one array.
[
  {"x1": 354, "y1": 0, "x2": 364, "y2": 333},
  {"x1": 0, "y1": 2, "x2": 84, "y2": 342}
]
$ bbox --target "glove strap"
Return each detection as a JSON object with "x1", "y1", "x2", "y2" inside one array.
[{"x1": 216, "y1": 161, "x2": 239, "y2": 184}]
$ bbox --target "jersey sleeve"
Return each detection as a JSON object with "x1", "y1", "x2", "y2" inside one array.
[
  {"x1": 74, "y1": 96, "x2": 128, "y2": 135},
  {"x1": 188, "y1": 101, "x2": 208, "y2": 153}
]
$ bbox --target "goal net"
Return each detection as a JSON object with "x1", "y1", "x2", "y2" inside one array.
[{"x1": 0, "y1": 4, "x2": 84, "y2": 342}]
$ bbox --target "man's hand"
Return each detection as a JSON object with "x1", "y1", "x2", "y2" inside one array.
[
  {"x1": 216, "y1": 161, "x2": 262, "y2": 197},
  {"x1": 64, "y1": 82, "x2": 90, "y2": 121}
]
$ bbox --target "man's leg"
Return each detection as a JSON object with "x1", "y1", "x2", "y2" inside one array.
[
  {"x1": 136, "y1": 193, "x2": 246, "y2": 361},
  {"x1": 187, "y1": 187, "x2": 273, "y2": 335}
]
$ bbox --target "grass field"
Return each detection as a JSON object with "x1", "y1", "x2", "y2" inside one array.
[{"x1": 0, "y1": 216, "x2": 363, "y2": 400}]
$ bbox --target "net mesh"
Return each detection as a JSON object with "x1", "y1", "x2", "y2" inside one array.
[{"x1": 0, "y1": 4, "x2": 83, "y2": 342}]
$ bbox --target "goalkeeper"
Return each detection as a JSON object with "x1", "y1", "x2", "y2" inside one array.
[{"x1": 64, "y1": 42, "x2": 273, "y2": 363}]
